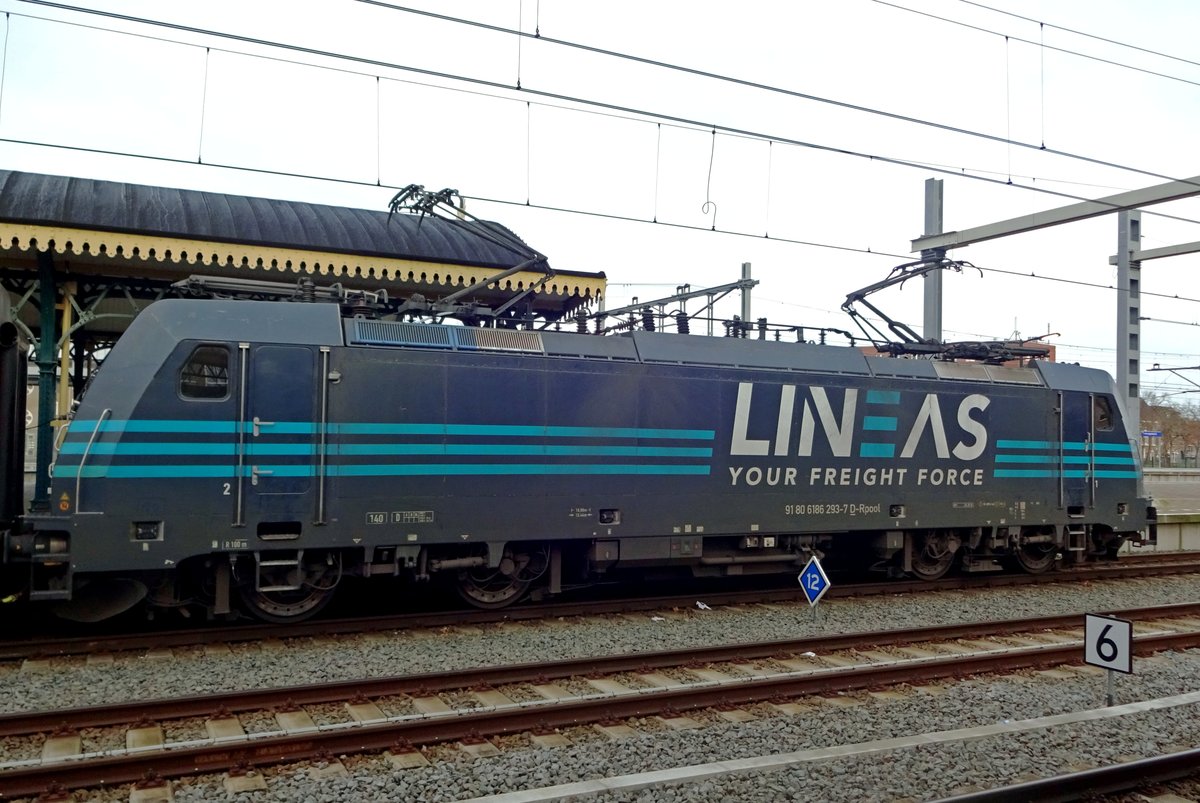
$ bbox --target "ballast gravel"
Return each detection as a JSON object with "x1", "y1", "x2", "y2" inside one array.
[{"x1": 6, "y1": 573, "x2": 1200, "y2": 802}]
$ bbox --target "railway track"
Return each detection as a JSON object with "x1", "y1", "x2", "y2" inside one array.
[
  {"x1": 3, "y1": 551, "x2": 1196, "y2": 662},
  {"x1": 932, "y1": 748, "x2": 1200, "y2": 802},
  {"x1": 3, "y1": 601, "x2": 1200, "y2": 798}
]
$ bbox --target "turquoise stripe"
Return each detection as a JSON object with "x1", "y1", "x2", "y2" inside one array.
[
  {"x1": 1064, "y1": 456, "x2": 1136, "y2": 466},
  {"x1": 866, "y1": 390, "x2": 901, "y2": 404},
  {"x1": 996, "y1": 440, "x2": 1134, "y2": 454},
  {"x1": 335, "y1": 423, "x2": 715, "y2": 440},
  {"x1": 57, "y1": 464, "x2": 311, "y2": 479},
  {"x1": 859, "y1": 443, "x2": 896, "y2": 458},
  {"x1": 59, "y1": 442, "x2": 235, "y2": 456},
  {"x1": 70, "y1": 420, "x2": 239, "y2": 434},
  {"x1": 55, "y1": 463, "x2": 710, "y2": 479},
  {"x1": 58, "y1": 443, "x2": 323, "y2": 456},
  {"x1": 994, "y1": 468, "x2": 1139, "y2": 479},
  {"x1": 338, "y1": 444, "x2": 713, "y2": 457},
  {"x1": 996, "y1": 440, "x2": 1055, "y2": 450},
  {"x1": 67, "y1": 420, "x2": 313, "y2": 435},
  {"x1": 57, "y1": 442, "x2": 711, "y2": 458},
  {"x1": 69, "y1": 420, "x2": 716, "y2": 441},
  {"x1": 331, "y1": 464, "x2": 712, "y2": 477},
  {"x1": 57, "y1": 465, "x2": 236, "y2": 479},
  {"x1": 862, "y1": 416, "x2": 897, "y2": 431},
  {"x1": 996, "y1": 455, "x2": 1136, "y2": 466}
]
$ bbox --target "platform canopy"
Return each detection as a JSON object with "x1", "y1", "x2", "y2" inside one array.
[{"x1": 0, "y1": 170, "x2": 605, "y2": 336}]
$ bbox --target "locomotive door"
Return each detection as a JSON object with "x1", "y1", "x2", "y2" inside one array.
[
  {"x1": 234, "y1": 344, "x2": 317, "y2": 526},
  {"x1": 1058, "y1": 390, "x2": 1093, "y2": 512}
]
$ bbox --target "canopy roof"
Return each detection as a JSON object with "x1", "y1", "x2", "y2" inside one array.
[{"x1": 0, "y1": 170, "x2": 604, "y2": 331}]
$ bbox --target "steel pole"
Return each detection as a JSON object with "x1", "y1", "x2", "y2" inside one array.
[{"x1": 31, "y1": 251, "x2": 57, "y2": 512}]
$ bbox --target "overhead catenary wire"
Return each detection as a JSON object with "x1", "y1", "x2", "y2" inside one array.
[
  {"x1": 0, "y1": 130, "x2": 1085, "y2": 276},
  {"x1": 5, "y1": 0, "x2": 1200, "y2": 356},
  {"x1": 467, "y1": 192, "x2": 1200, "y2": 307},
  {"x1": 1140, "y1": 316, "x2": 1200, "y2": 329},
  {"x1": 1, "y1": 127, "x2": 1197, "y2": 318},
  {"x1": 16, "y1": 6, "x2": 1200, "y2": 238},
  {"x1": 873, "y1": 0, "x2": 1200, "y2": 89},
  {"x1": 14, "y1": 8, "x2": 1200, "y2": 230},
  {"x1": 349, "y1": 0, "x2": 1200, "y2": 189},
  {"x1": 18, "y1": 0, "x2": 1200, "y2": 196},
  {"x1": 958, "y1": 0, "x2": 1200, "y2": 71},
  {"x1": 196, "y1": 46, "x2": 210, "y2": 163},
  {"x1": 1, "y1": 126, "x2": 1180, "y2": 318},
  {"x1": 0, "y1": 12, "x2": 9, "y2": 128},
  {"x1": 8, "y1": 0, "x2": 1200, "y2": 243}
]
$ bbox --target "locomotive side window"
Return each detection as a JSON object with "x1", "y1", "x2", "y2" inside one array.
[
  {"x1": 1094, "y1": 396, "x2": 1114, "y2": 431},
  {"x1": 179, "y1": 345, "x2": 230, "y2": 400}
]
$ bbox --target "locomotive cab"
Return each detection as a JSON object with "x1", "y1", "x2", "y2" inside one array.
[{"x1": 18, "y1": 300, "x2": 348, "y2": 621}]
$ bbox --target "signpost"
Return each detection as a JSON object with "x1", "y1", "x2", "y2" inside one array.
[
  {"x1": 1084, "y1": 613, "x2": 1133, "y2": 706},
  {"x1": 1141, "y1": 431, "x2": 1163, "y2": 467},
  {"x1": 799, "y1": 555, "x2": 830, "y2": 621}
]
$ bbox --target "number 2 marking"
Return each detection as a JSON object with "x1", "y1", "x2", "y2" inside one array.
[{"x1": 222, "y1": 482, "x2": 231, "y2": 496}]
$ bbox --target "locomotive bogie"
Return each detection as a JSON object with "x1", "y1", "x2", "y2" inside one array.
[{"x1": 0, "y1": 300, "x2": 1156, "y2": 621}]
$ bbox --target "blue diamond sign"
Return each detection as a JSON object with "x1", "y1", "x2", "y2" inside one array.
[{"x1": 798, "y1": 555, "x2": 831, "y2": 607}]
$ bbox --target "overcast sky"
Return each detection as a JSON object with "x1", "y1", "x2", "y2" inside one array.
[{"x1": 1, "y1": 0, "x2": 1198, "y2": 394}]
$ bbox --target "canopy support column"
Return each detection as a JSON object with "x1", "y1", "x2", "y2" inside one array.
[{"x1": 31, "y1": 251, "x2": 57, "y2": 513}]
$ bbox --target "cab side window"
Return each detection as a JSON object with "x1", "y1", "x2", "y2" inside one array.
[
  {"x1": 180, "y1": 346, "x2": 230, "y2": 400},
  {"x1": 1094, "y1": 396, "x2": 1114, "y2": 432}
]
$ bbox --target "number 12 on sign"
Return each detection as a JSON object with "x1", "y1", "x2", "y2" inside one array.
[{"x1": 798, "y1": 555, "x2": 831, "y2": 607}]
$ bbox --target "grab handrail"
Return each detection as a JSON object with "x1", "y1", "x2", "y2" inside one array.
[{"x1": 74, "y1": 408, "x2": 111, "y2": 514}]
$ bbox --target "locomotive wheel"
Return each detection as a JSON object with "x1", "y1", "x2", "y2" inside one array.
[
  {"x1": 456, "y1": 569, "x2": 532, "y2": 609},
  {"x1": 910, "y1": 532, "x2": 956, "y2": 580},
  {"x1": 237, "y1": 555, "x2": 341, "y2": 623},
  {"x1": 238, "y1": 584, "x2": 337, "y2": 623},
  {"x1": 455, "y1": 545, "x2": 546, "y2": 609},
  {"x1": 1014, "y1": 542, "x2": 1057, "y2": 574}
]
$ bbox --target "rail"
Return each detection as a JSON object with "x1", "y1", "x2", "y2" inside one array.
[
  {"x1": 3, "y1": 611, "x2": 1200, "y2": 798},
  {"x1": 4, "y1": 600, "x2": 1200, "y2": 738},
  {"x1": 931, "y1": 748, "x2": 1200, "y2": 802},
  {"x1": 1, "y1": 553, "x2": 1197, "y2": 661}
]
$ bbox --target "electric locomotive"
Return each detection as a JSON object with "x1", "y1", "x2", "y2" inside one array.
[{"x1": 0, "y1": 297, "x2": 1156, "y2": 622}]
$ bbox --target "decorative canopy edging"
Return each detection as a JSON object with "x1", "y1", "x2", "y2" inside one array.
[{"x1": 0, "y1": 223, "x2": 605, "y2": 300}]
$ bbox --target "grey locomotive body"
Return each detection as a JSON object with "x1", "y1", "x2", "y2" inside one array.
[{"x1": 3, "y1": 299, "x2": 1156, "y2": 621}]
